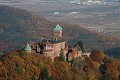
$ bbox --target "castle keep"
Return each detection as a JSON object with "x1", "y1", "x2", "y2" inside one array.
[{"x1": 30, "y1": 25, "x2": 66, "y2": 60}]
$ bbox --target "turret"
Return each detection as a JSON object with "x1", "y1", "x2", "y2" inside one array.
[
  {"x1": 54, "y1": 24, "x2": 62, "y2": 41},
  {"x1": 24, "y1": 43, "x2": 32, "y2": 53}
]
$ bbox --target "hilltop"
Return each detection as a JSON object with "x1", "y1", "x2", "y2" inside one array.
[
  {"x1": 0, "y1": 49, "x2": 120, "y2": 80},
  {"x1": 0, "y1": 5, "x2": 120, "y2": 55}
]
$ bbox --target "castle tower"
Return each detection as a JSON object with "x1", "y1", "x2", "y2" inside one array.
[
  {"x1": 24, "y1": 43, "x2": 32, "y2": 53},
  {"x1": 54, "y1": 24, "x2": 62, "y2": 40}
]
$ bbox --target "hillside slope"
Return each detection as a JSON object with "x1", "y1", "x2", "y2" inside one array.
[
  {"x1": 0, "y1": 5, "x2": 51, "y2": 53},
  {"x1": 0, "y1": 50, "x2": 120, "y2": 80},
  {"x1": 0, "y1": 5, "x2": 120, "y2": 53}
]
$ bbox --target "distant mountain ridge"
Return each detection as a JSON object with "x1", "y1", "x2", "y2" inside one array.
[
  {"x1": 0, "y1": 5, "x2": 120, "y2": 56},
  {"x1": 0, "y1": 5, "x2": 51, "y2": 53}
]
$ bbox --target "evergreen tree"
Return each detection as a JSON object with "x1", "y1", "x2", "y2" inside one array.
[
  {"x1": 99, "y1": 62, "x2": 106, "y2": 74},
  {"x1": 59, "y1": 53, "x2": 65, "y2": 61},
  {"x1": 71, "y1": 58, "x2": 76, "y2": 67},
  {"x1": 39, "y1": 67, "x2": 49, "y2": 80},
  {"x1": 15, "y1": 61, "x2": 22, "y2": 74},
  {"x1": 32, "y1": 75, "x2": 37, "y2": 80},
  {"x1": 82, "y1": 59, "x2": 88, "y2": 72},
  {"x1": 99, "y1": 61, "x2": 111, "y2": 80},
  {"x1": 103, "y1": 72, "x2": 111, "y2": 80}
]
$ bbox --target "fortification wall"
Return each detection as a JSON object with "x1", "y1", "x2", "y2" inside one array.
[
  {"x1": 43, "y1": 51, "x2": 54, "y2": 57},
  {"x1": 52, "y1": 41, "x2": 66, "y2": 56}
]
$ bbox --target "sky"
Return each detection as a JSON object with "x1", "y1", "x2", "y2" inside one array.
[
  {"x1": 0, "y1": 0, "x2": 119, "y2": 5},
  {"x1": 0, "y1": 0, "x2": 65, "y2": 5},
  {"x1": 0, "y1": 0, "x2": 42, "y2": 5},
  {"x1": 0, "y1": 0, "x2": 38, "y2": 2}
]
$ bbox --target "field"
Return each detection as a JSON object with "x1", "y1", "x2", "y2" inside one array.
[{"x1": 11, "y1": 1, "x2": 120, "y2": 37}]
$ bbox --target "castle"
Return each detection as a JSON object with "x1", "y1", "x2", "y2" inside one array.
[{"x1": 24, "y1": 24, "x2": 91, "y2": 61}]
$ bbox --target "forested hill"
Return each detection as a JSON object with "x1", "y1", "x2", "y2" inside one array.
[
  {"x1": 105, "y1": 47, "x2": 120, "y2": 59},
  {"x1": 1, "y1": 5, "x2": 120, "y2": 54},
  {"x1": 0, "y1": 49, "x2": 120, "y2": 80},
  {"x1": 0, "y1": 5, "x2": 51, "y2": 53}
]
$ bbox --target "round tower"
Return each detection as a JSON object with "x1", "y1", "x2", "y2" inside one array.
[{"x1": 54, "y1": 24, "x2": 62, "y2": 40}]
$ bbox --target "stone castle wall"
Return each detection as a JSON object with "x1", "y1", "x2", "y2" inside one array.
[
  {"x1": 43, "y1": 51, "x2": 54, "y2": 57},
  {"x1": 52, "y1": 41, "x2": 66, "y2": 56}
]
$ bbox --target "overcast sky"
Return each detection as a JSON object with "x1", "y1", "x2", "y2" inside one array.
[
  {"x1": 0, "y1": 0, "x2": 39, "y2": 2},
  {"x1": 0, "y1": 0, "x2": 43, "y2": 5},
  {"x1": 0, "y1": 0, "x2": 119, "y2": 4}
]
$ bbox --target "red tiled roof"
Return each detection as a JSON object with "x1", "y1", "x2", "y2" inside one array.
[
  {"x1": 63, "y1": 48, "x2": 68, "y2": 51},
  {"x1": 71, "y1": 48, "x2": 78, "y2": 57}
]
